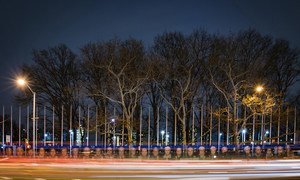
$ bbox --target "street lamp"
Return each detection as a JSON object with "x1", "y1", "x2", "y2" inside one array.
[
  {"x1": 218, "y1": 133, "x2": 222, "y2": 153},
  {"x1": 255, "y1": 85, "x2": 264, "y2": 93},
  {"x1": 265, "y1": 130, "x2": 270, "y2": 144},
  {"x1": 161, "y1": 130, "x2": 165, "y2": 145},
  {"x1": 111, "y1": 118, "x2": 116, "y2": 148},
  {"x1": 242, "y1": 129, "x2": 247, "y2": 144},
  {"x1": 166, "y1": 134, "x2": 169, "y2": 145},
  {"x1": 69, "y1": 130, "x2": 73, "y2": 157},
  {"x1": 44, "y1": 134, "x2": 47, "y2": 146},
  {"x1": 17, "y1": 78, "x2": 36, "y2": 158},
  {"x1": 254, "y1": 85, "x2": 267, "y2": 145}
]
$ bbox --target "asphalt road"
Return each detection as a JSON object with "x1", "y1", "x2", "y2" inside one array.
[{"x1": 0, "y1": 158, "x2": 300, "y2": 179}]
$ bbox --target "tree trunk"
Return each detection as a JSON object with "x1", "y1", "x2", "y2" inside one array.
[
  {"x1": 152, "y1": 104, "x2": 157, "y2": 143},
  {"x1": 185, "y1": 102, "x2": 192, "y2": 144},
  {"x1": 182, "y1": 121, "x2": 187, "y2": 146},
  {"x1": 233, "y1": 98, "x2": 239, "y2": 147},
  {"x1": 127, "y1": 124, "x2": 133, "y2": 146}
]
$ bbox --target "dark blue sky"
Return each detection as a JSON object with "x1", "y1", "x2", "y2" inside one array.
[{"x1": 0, "y1": 0, "x2": 300, "y2": 106}]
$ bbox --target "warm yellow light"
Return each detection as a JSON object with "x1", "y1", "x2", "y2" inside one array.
[
  {"x1": 17, "y1": 78, "x2": 26, "y2": 86},
  {"x1": 255, "y1": 85, "x2": 264, "y2": 93}
]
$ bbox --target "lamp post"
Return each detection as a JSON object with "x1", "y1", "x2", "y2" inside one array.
[
  {"x1": 44, "y1": 133, "x2": 47, "y2": 146},
  {"x1": 69, "y1": 129, "x2": 73, "y2": 157},
  {"x1": 17, "y1": 78, "x2": 36, "y2": 158},
  {"x1": 166, "y1": 134, "x2": 169, "y2": 145},
  {"x1": 255, "y1": 85, "x2": 265, "y2": 145},
  {"x1": 161, "y1": 130, "x2": 165, "y2": 146},
  {"x1": 111, "y1": 118, "x2": 116, "y2": 148},
  {"x1": 265, "y1": 130, "x2": 269, "y2": 144},
  {"x1": 218, "y1": 133, "x2": 222, "y2": 153},
  {"x1": 242, "y1": 129, "x2": 246, "y2": 145}
]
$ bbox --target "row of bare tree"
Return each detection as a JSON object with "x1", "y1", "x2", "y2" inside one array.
[{"x1": 16, "y1": 29, "x2": 300, "y2": 146}]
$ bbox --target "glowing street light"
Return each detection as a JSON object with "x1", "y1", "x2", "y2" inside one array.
[
  {"x1": 44, "y1": 134, "x2": 48, "y2": 146},
  {"x1": 16, "y1": 78, "x2": 36, "y2": 158},
  {"x1": 166, "y1": 134, "x2": 169, "y2": 145},
  {"x1": 255, "y1": 85, "x2": 264, "y2": 93},
  {"x1": 218, "y1": 133, "x2": 223, "y2": 153},
  {"x1": 111, "y1": 118, "x2": 116, "y2": 148},
  {"x1": 242, "y1": 129, "x2": 247, "y2": 144},
  {"x1": 161, "y1": 130, "x2": 165, "y2": 145},
  {"x1": 17, "y1": 79, "x2": 26, "y2": 86}
]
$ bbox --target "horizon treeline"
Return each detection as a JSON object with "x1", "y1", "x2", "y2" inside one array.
[{"x1": 16, "y1": 28, "x2": 300, "y2": 146}]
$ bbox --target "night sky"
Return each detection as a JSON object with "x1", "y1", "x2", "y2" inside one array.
[{"x1": 0, "y1": 0, "x2": 300, "y2": 106}]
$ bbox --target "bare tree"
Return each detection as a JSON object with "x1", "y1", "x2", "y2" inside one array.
[
  {"x1": 153, "y1": 31, "x2": 206, "y2": 146},
  {"x1": 16, "y1": 44, "x2": 83, "y2": 135},
  {"x1": 265, "y1": 39, "x2": 299, "y2": 101},
  {"x1": 82, "y1": 39, "x2": 148, "y2": 146},
  {"x1": 207, "y1": 30, "x2": 273, "y2": 146}
]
